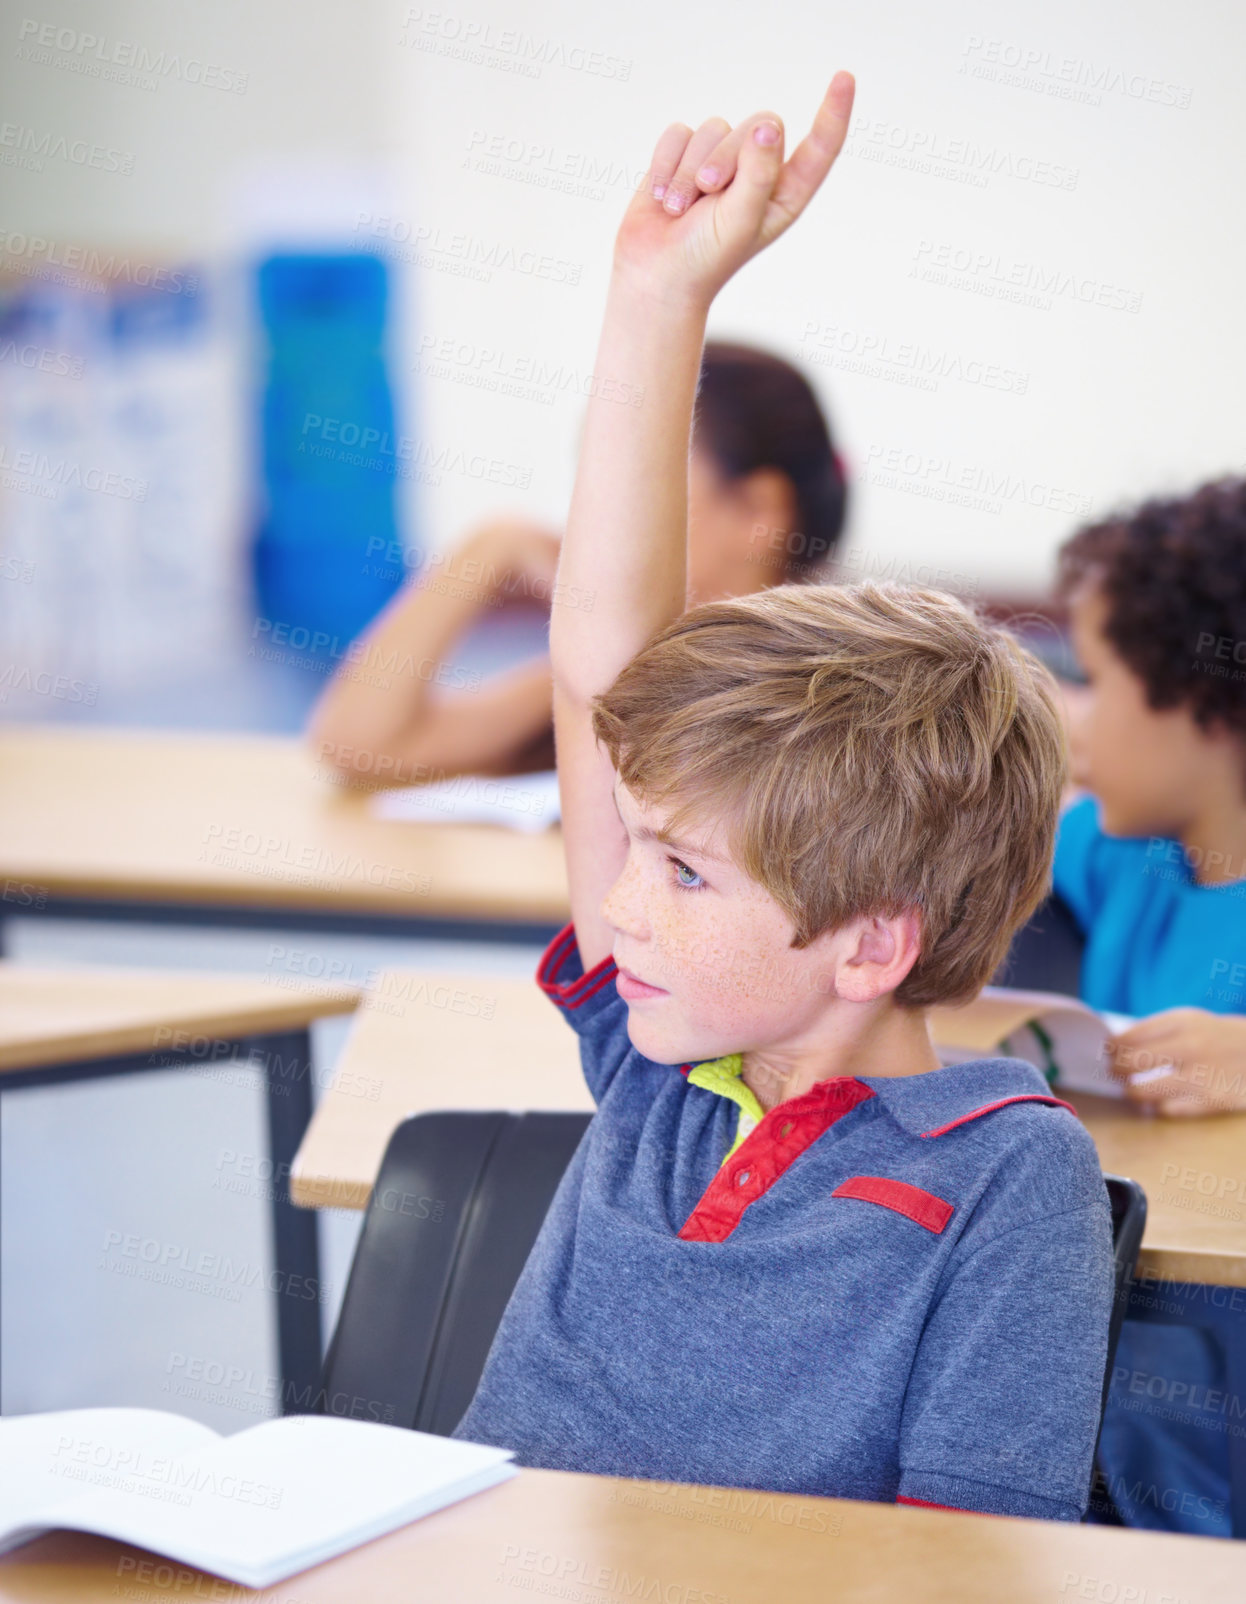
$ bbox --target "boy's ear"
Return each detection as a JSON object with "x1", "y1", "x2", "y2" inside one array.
[{"x1": 827, "y1": 909, "x2": 923, "y2": 1003}]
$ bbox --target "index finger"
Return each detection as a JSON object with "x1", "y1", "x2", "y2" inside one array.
[{"x1": 768, "y1": 71, "x2": 856, "y2": 229}]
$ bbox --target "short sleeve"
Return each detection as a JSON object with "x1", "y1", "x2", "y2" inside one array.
[
  {"x1": 898, "y1": 1198, "x2": 1114, "y2": 1521},
  {"x1": 536, "y1": 922, "x2": 635, "y2": 1105},
  {"x1": 1051, "y1": 794, "x2": 1106, "y2": 933}
]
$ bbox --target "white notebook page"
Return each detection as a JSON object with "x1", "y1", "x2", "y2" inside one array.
[
  {"x1": 5, "y1": 1414, "x2": 515, "y2": 1587},
  {"x1": 0, "y1": 1408, "x2": 220, "y2": 1547}
]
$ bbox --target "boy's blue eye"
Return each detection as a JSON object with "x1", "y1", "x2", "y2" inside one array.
[{"x1": 669, "y1": 857, "x2": 705, "y2": 890}]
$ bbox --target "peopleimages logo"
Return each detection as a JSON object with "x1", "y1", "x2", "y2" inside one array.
[
  {"x1": 798, "y1": 319, "x2": 1030, "y2": 396},
  {"x1": 16, "y1": 19, "x2": 249, "y2": 93},
  {"x1": 298, "y1": 412, "x2": 533, "y2": 490},
  {"x1": 960, "y1": 35, "x2": 1192, "y2": 109},
  {"x1": 0, "y1": 446, "x2": 147, "y2": 496},
  {"x1": 354, "y1": 212, "x2": 583, "y2": 287},
  {"x1": 0, "y1": 121, "x2": 135, "y2": 174},
  {"x1": 0, "y1": 665, "x2": 98, "y2": 705},
  {"x1": 0, "y1": 231, "x2": 197, "y2": 293},
  {"x1": 844, "y1": 117, "x2": 1080, "y2": 191},
  {"x1": 414, "y1": 331, "x2": 645, "y2": 408},
  {"x1": 912, "y1": 240, "x2": 1143, "y2": 314},
  {"x1": 864, "y1": 442, "x2": 1095, "y2": 519},
  {"x1": 399, "y1": 8, "x2": 633, "y2": 81},
  {"x1": 0, "y1": 345, "x2": 83, "y2": 380}
]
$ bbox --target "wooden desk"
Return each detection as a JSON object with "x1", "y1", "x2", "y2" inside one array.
[
  {"x1": 0, "y1": 1465, "x2": 1241, "y2": 1603},
  {"x1": 291, "y1": 972, "x2": 1246, "y2": 1284},
  {"x1": 0, "y1": 965, "x2": 357, "y2": 1073},
  {"x1": 291, "y1": 971, "x2": 586, "y2": 1210},
  {"x1": 0, "y1": 963, "x2": 359, "y2": 1412},
  {"x1": 0, "y1": 726, "x2": 568, "y2": 941}
]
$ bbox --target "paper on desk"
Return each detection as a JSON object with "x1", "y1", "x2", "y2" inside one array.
[{"x1": 370, "y1": 769, "x2": 560, "y2": 833}]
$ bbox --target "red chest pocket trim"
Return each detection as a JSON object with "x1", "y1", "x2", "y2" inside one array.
[{"x1": 832, "y1": 1175, "x2": 954, "y2": 1234}]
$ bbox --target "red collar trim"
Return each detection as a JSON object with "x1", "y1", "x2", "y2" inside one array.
[
  {"x1": 919, "y1": 1093, "x2": 1077, "y2": 1139},
  {"x1": 678, "y1": 1077, "x2": 875, "y2": 1243}
]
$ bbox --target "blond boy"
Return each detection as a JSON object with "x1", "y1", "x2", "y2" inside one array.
[{"x1": 454, "y1": 74, "x2": 1113, "y2": 1519}]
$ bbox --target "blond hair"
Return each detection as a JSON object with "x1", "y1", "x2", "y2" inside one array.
[{"x1": 590, "y1": 581, "x2": 1067, "y2": 1007}]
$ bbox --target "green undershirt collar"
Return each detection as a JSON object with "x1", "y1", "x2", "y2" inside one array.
[{"x1": 686, "y1": 1053, "x2": 766, "y2": 1163}]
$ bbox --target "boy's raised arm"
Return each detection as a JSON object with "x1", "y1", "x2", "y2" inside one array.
[
  {"x1": 550, "y1": 282, "x2": 705, "y2": 705},
  {"x1": 548, "y1": 277, "x2": 707, "y2": 973},
  {"x1": 550, "y1": 76, "x2": 856, "y2": 973}
]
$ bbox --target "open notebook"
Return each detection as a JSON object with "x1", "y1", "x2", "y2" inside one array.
[
  {"x1": 0, "y1": 1408, "x2": 515, "y2": 1587},
  {"x1": 929, "y1": 986, "x2": 1162, "y2": 1097}
]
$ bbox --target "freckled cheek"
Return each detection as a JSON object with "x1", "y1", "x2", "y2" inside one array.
[
  {"x1": 669, "y1": 983, "x2": 766, "y2": 1048},
  {"x1": 656, "y1": 936, "x2": 733, "y2": 998},
  {"x1": 671, "y1": 944, "x2": 789, "y2": 1024},
  {"x1": 645, "y1": 901, "x2": 702, "y2": 967},
  {"x1": 643, "y1": 895, "x2": 798, "y2": 1012}
]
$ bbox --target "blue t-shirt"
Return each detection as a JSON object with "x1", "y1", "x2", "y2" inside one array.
[
  {"x1": 453, "y1": 923, "x2": 1115, "y2": 1520},
  {"x1": 1054, "y1": 794, "x2": 1245, "y2": 1538},
  {"x1": 1053, "y1": 794, "x2": 1246, "y2": 1016}
]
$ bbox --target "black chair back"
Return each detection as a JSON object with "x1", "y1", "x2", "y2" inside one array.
[
  {"x1": 1085, "y1": 1174, "x2": 1147, "y2": 1522},
  {"x1": 319, "y1": 1110, "x2": 591, "y2": 1435},
  {"x1": 1100, "y1": 1175, "x2": 1148, "y2": 1417}
]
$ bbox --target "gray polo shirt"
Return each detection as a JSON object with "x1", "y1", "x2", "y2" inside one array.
[{"x1": 454, "y1": 924, "x2": 1115, "y2": 1520}]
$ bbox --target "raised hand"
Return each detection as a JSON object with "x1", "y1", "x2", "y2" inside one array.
[{"x1": 612, "y1": 71, "x2": 855, "y2": 311}]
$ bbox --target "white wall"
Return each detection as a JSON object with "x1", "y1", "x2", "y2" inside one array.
[
  {"x1": 0, "y1": 0, "x2": 392, "y2": 250},
  {"x1": 387, "y1": 0, "x2": 1246, "y2": 593},
  {"x1": 2, "y1": 0, "x2": 1243, "y2": 599}
]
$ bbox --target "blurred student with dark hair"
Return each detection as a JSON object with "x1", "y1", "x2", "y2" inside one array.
[
  {"x1": 307, "y1": 341, "x2": 846, "y2": 784},
  {"x1": 1053, "y1": 476, "x2": 1246, "y2": 1537}
]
